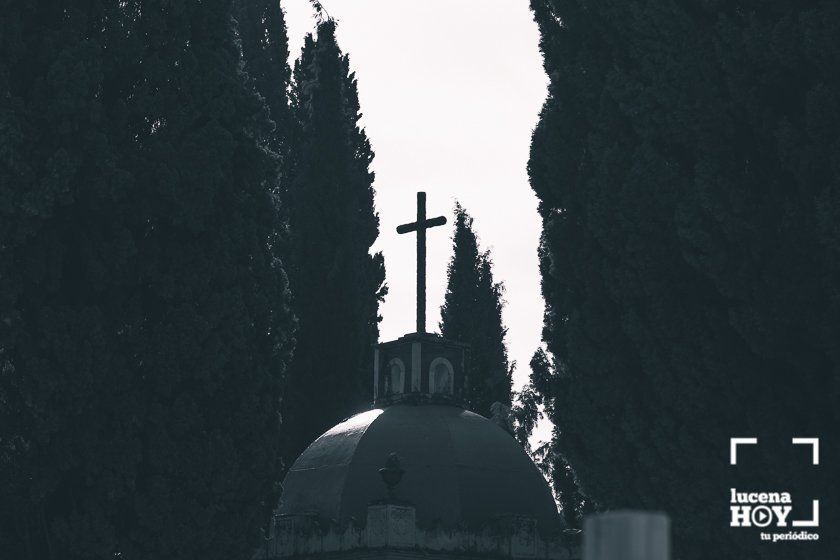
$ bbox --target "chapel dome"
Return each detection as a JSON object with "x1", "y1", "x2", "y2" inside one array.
[{"x1": 278, "y1": 403, "x2": 561, "y2": 531}]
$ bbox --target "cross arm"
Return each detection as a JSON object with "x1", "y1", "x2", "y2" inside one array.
[{"x1": 396, "y1": 216, "x2": 447, "y2": 234}]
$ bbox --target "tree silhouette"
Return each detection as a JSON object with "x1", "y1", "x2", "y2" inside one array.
[
  {"x1": 282, "y1": 19, "x2": 386, "y2": 463},
  {"x1": 529, "y1": 1, "x2": 839, "y2": 558},
  {"x1": 440, "y1": 204, "x2": 512, "y2": 416},
  {"x1": 0, "y1": 1, "x2": 295, "y2": 558}
]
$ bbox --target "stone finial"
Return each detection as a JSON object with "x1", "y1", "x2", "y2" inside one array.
[{"x1": 378, "y1": 452, "x2": 405, "y2": 500}]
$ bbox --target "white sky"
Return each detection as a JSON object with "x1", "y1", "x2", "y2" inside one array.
[{"x1": 283, "y1": 1, "x2": 550, "y2": 441}]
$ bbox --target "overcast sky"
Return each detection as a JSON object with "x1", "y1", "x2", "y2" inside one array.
[{"x1": 283, "y1": 1, "x2": 550, "y2": 436}]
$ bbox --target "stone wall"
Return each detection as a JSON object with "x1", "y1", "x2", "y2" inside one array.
[{"x1": 257, "y1": 504, "x2": 578, "y2": 560}]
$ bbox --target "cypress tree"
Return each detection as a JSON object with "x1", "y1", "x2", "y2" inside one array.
[
  {"x1": 529, "y1": 1, "x2": 839, "y2": 558},
  {"x1": 235, "y1": 0, "x2": 293, "y2": 183},
  {"x1": 440, "y1": 204, "x2": 512, "y2": 416},
  {"x1": 282, "y1": 19, "x2": 385, "y2": 463},
  {"x1": 118, "y1": 0, "x2": 295, "y2": 556},
  {"x1": 0, "y1": 0, "x2": 295, "y2": 558},
  {"x1": 0, "y1": 2, "x2": 138, "y2": 557}
]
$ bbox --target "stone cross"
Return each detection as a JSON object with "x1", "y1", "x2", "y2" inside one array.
[{"x1": 397, "y1": 192, "x2": 446, "y2": 333}]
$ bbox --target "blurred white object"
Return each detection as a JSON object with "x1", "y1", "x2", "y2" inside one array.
[{"x1": 584, "y1": 511, "x2": 670, "y2": 560}]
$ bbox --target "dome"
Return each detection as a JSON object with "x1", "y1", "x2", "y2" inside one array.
[{"x1": 278, "y1": 404, "x2": 561, "y2": 531}]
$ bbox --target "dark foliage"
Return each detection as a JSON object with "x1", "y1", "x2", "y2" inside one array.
[
  {"x1": 511, "y1": 383, "x2": 541, "y2": 453},
  {"x1": 544, "y1": 437, "x2": 593, "y2": 532},
  {"x1": 529, "y1": 0, "x2": 839, "y2": 558},
  {"x1": 0, "y1": 1, "x2": 294, "y2": 558},
  {"x1": 281, "y1": 19, "x2": 385, "y2": 463},
  {"x1": 235, "y1": 0, "x2": 294, "y2": 193},
  {"x1": 525, "y1": 349, "x2": 592, "y2": 530},
  {"x1": 440, "y1": 204, "x2": 512, "y2": 416}
]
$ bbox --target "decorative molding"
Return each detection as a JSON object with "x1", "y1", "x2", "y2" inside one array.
[
  {"x1": 266, "y1": 512, "x2": 574, "y2": 559},
  {"x1": 411, "y1": 342, "x2": 422, "y2": 391}
]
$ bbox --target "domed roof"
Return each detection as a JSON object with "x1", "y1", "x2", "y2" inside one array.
[{"x1": 278, "y1": 404, "x2": 560, "y2": 531}]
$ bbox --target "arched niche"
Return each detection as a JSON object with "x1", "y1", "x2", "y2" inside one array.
[
  {"x1": 386, "y1": 357, "x2": 406, "y2": 395},
  {"x1": 428, "y1": 357, "x2": 454, "y2": 395}
]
